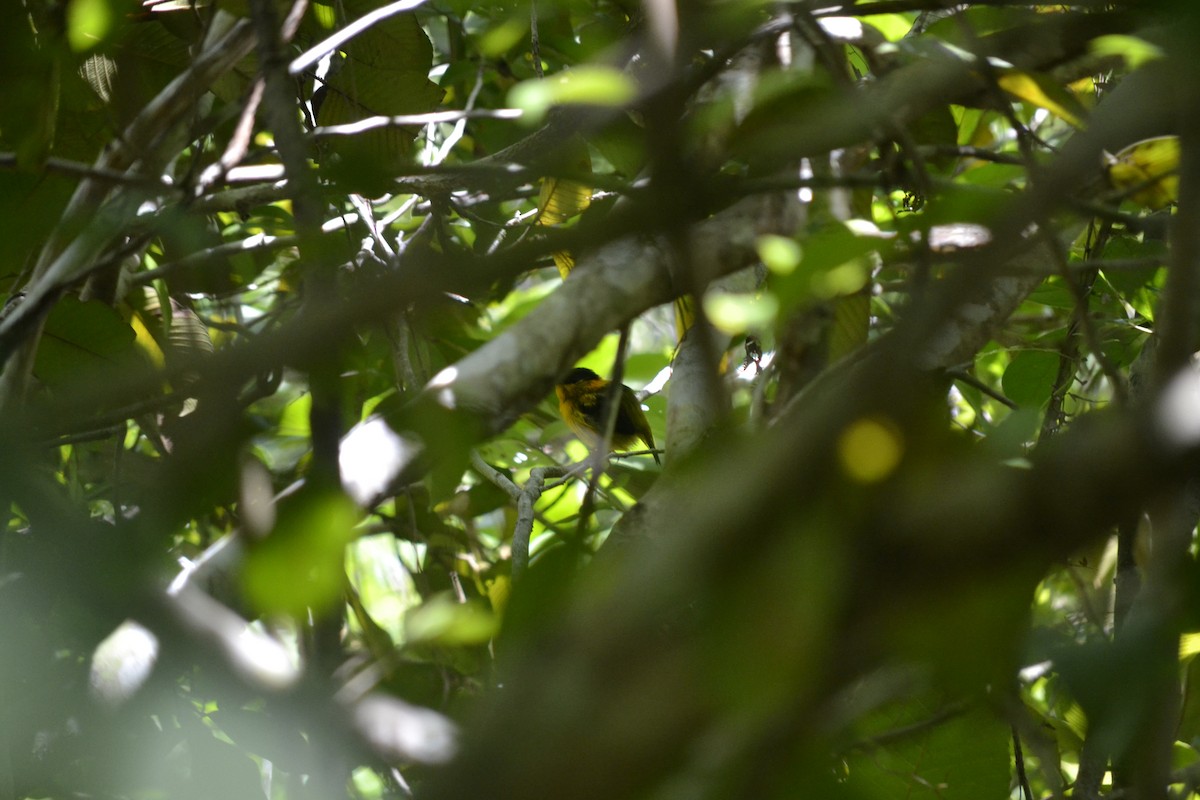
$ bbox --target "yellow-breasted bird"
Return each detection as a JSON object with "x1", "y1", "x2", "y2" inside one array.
[{"x1": 555, "y1": 367, "x2": 660, "y2": 464}]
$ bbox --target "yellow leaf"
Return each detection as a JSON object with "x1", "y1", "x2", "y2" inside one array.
[
  {"x1": 486, "y1": 575, "x2": 511, "y2": 617},
  {"x1": 828, "y1": 292, "x2": 870, "y2": 362},
  {"x1": 130, "y1": 309, "x2": 165, "y2": 368},
  {"x1": 1182, "y1": 631, "x2": 1200, "y2": 661},
  {"x1": 536, "y1": 136, "x2": 592, "y2": 276},
  {"x1": 552, "y1": 251, "x2": 576, "y2": 279},
  {"x1": 1106, "y1": 135, "x2": 1180, "y2": 210},
  {"x1": 996, "y1": 70, "x2": 1086, "y2": 128},
  {"x1": 536, "y1": 177, "x2": 591, "y2": 226},
  {"x1": 674, "y1": 294, "x2": 696, "y2": 341}
]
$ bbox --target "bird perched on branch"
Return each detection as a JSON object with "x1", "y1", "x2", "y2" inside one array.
[{"x1": 555, "y1": 367, "x2": 660, "y2": 464}]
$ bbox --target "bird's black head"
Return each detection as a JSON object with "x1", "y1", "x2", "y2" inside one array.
[{"x1": 560, "y1": 367, "x2": 601, "y2": 385}]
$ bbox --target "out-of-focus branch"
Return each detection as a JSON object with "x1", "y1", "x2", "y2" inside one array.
[
  {"x1": 1110, "y1": 55, "x2": 1200, "y2": 798},
  {"x1": 424, "y1": 287, "x2": 1200, "y2": 800},
  {"x1": 249, "y1": 0, "x2": 345, "y2": 493},
  {"x1": 0, "y1": 18, "x2": 257, "y2": 411},
  {"x1": 0, "y1": 153, "x2": 180, "y2": 191}
]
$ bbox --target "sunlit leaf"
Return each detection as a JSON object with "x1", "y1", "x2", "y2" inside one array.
[
  {"x1": 536, "y1": 136, "x2": 592, "y2": 277},
  {"x1": 757, "y1": 234, "x2": 802, "y2": 275},
  {"x1": 509, "y1": 67, "x2": 637, "y2": 125},
  {"x1": 404, "y1": 593, "x2": 498, "y2": 646},
  {"x1": 129, "y1": 310, "x2": 165, "y2": 368},
  {"x1": 704, "y1": 292, "x2": 778, "y2": 335},
  {"x1": 673, "y1": 294, "x2": 696, "y2": 342},
  {"x1": 68, "y1": 0, "x2": 124, "y2": 51},
  {"x1": 537, "y1": 176, "x2": 592, "y2": 228},
  {"x1": 997, "y1": 70, "x2": 1087, "y2": 128},
  {"x1": 861, "y1": 13, "x2": 914, "y2": 42},
  {"x1": 1106, "y1": 136, "x2": 1180, "y2": 210},
  {"x1": 1090, "y1": 34, "x2": 1165, "y2": 69}
]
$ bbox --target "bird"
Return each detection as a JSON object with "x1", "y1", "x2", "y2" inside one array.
[{"x1": 555, "y1": 367, "x2": 661, "y2": 464}]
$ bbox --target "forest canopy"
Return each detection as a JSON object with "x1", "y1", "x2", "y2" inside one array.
[{"x1": 3, "y1": 1, "x2": 1200, "y2": 799}]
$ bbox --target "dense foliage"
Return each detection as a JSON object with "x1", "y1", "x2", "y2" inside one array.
[{"x1": 4, "y1": 0, "x2": 1200, "y2": 798}]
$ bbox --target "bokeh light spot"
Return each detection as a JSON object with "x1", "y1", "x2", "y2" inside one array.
[{"x1": 838, "y1": 417, "x2": 903, "y2": 483}]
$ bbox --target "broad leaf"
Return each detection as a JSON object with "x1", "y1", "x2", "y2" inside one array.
[{"x1": 33, "y1": 295, "x2": 136, "y2": 389}]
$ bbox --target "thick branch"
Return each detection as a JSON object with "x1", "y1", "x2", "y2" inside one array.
[{"x1": 411, "y1": 194, "x2": 794, "y2": 434}]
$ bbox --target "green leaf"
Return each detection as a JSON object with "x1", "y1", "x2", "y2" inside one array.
[
  {"x1": 476, "y1": 15, "x2": 528, "y2": 57},
  {"x1": 242, "y1": 486, "x2": 361, "y2": 618},
  {"x1": 1002, "y1": 350, "x2": 1060, "y2": 409},
  {"x1": 314, "y1": 8, "x2": 443, "y2": 185},
  {"x1": 67, "y1": 0, "x2": 123, "y2": 51},
  {"x1": 1024, "y1": 278, "x2": 1075, "y2": 312},
  {"x1": 757, "y1": 235, "x2": 803, "y2": 275},
  {"x1": 317, "y1": 69, "x2": 445, "y2": 164},
  {"x1": 339, "y1": 0, "x2": 433, "y2": 73},
  {"x1": 770, "y1": 223, "x2": 880, "y2": 311},
  {"x1": 509, "y1": 67, "x2": 638, "y2": 125},
  {"x1": 1090, "y1": 34, "x2": 1165, "y2": 69},
  {"x1": 730, "y1": 72, "x2": 839, "y2": 166},
  {"x1": 704, "y1": 292, "x2": 779, "y2": 335},
  {"x1": 844, "y1": 700, "x2": 1011, "y2": 800},
  {"x1": 862, "y1": 14, "x2": 914, "y2": 41},
  {"x1": 1098, "y1": 236, "x2": 1166, "y2": 298},
  {"x1": 921, "y1": 183, "x2": 1011, "y2": 227},
  {"x1": 829, "y1": 293, "x2": 870, "y2": 362},
  {"x1": 33, "y1": 296, "x2": 136, "y2": 389},
  {"x1": 404, "y1": 594, "x2": 498, "y2": 646},
  {"x1": 589, "y1": 113, "x2": 646, "y2": 177},
  {"x1": 983, "y1": 407, "x2": 1041, "y2": 459}
]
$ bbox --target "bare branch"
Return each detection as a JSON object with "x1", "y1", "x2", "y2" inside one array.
[{"x1": 289, "y1": 0, "x2": 431, "y2": 75}]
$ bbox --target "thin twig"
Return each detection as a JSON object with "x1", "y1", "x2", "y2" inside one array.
[
  {"x1": 310, "y1": 108, "x2": 524, "y2": 139},
  {"x1": 916, "y1": 145, "x2": 1026, "y2": 166},
  {"x1": 513, "y1": 466, "x2": 549, "y2": 578},
  {"x1": 131, "y1": 233, "x2": 301, "y2": 286},
  {"x1": 1013, "y1": 726, "x2": 1034, "y2": 800},
  {"x1": 349, "y1": 195, "x2": 395, "y2": 259},
  {"x1": 426, "y1": 62, "x2": 489, "y2": 167},
  {"x1": 0, "y1": 20, "x2": 258, "y2": 414},
  {"x1": 530, "y1": 1, "x2": 544, "y2": 80},
  {"x1": 947, "y1": 368, "x2": 1018, "y2": 410},
  {"x1": 813, "y1": 0, "x2": 1051, "y2": 17},
  {"x1": 843, "y1": 703, "x2": 968, "y2": 753},
  {"x1": 289, "y1": 0, "x2": 431, "y2": 75},
  {"x1": 469, "y1": 450, "x2": 576, "y2": 579},
  {"x1": 195, "y1": 78, "x2": 266, "y2": 195},
  {"x1": 0, "y1": 153, "x2": 178, "y2": 192},
  {"x1": 1046, "y1": 227, "x2": 1129, "y2": 406},
  {"x1": 573, "y1": 325, "x2": 633, "y2": 545}
]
